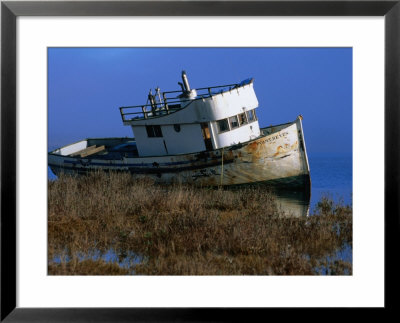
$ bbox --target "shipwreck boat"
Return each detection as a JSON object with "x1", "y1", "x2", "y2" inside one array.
[{"x1": 49, "y1": 71, "x2": 311, "y2": 189}]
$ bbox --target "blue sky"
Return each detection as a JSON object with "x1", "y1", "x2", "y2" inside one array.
[{"x1": 48, "y1": 47, "x2": 352, "y2": 155}]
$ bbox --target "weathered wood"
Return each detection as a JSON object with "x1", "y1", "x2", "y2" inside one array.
[
  {"x1": 70, "y1": 145, "x2": 105, "y2": 157},
  {"x1": 69, "y1": 145, "x2": 97, "y2": 157},
  {"x1": 80, "y1": 145, "x2": 105, "y2": 158}
]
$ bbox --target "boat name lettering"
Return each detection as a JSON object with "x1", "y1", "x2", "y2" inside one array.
[{"x1": 257, "y1": 132, "x2": 289, "y2": 145}]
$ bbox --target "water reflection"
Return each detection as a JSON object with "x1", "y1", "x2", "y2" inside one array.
[
  {"x1": 51, "y1": 248, "x2": 144, "y2": 275},
  {"x1": 271, "y1": 188, "x2": 311, "y2": 217}
]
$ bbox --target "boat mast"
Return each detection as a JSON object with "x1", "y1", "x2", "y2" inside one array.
[
  {"x1": 156, "y1": 87, "x2": 162, "y2": 107},
  {"x1": 148, "y1": 89, "x2": 157, "y2": 113}
]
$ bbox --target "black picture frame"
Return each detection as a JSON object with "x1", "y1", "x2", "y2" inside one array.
[{"x1": 1, "y1": 0, "x2": 399, "y2": 321}]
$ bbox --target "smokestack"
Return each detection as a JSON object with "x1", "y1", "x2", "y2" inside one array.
[{"x1": 181, "y1": 70, "x2": 191, "y2": 92}]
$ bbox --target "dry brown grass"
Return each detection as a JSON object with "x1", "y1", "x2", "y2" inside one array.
[
  {"x1": 48, "y1": 259, "x2": 130, "y2": 275},
  {"x1": 48, "y1": 172, "x2": 352, "y2": 275}
]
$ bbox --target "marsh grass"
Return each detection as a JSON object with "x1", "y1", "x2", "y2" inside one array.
[{"x1": 48, "y1": 172, "x2": 352, "y2": 275}]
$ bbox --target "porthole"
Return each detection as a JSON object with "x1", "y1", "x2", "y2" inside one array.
[{"x1": 174, "y1": 124, "x2": 181, "y2": 132}]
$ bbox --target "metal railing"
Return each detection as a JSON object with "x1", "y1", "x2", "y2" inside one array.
[
  {"x1": 119, "y1": 80, "x2": 252, "y2": 122},
  {"x1": 119, "y1": 98, "x2": 194, "y2": 122}
]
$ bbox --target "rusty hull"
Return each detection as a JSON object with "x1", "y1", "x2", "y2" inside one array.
[
  {"x1": 163, "y1": 117, "x2": 310, "y2": 187},
  {"x1": 49, "y1": 117, "x2": 310, "y2": 189}
]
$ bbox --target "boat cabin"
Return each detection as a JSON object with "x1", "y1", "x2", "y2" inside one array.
[{"x1": 119, "y1": 71, "x2": 261, "y2": 157}]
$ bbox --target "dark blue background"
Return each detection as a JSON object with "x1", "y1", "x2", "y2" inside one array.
[{"x1": 48, "y1": 47, "x2": 352, "y2": 154}]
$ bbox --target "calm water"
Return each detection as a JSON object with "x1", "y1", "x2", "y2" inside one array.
[
  {"x1": 309, "y1": 154, "x2": 352, "y2": 207},
  {"x1": 266, "y1": 153, "x2": 352, "y2": 218}
]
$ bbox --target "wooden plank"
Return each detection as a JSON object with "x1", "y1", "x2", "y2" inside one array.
[
  {"x1": 69, "y1": 145, "x2": 97, "y2": 157},
  {"x1": 80, "y1": 145, "x2": 105, "y2": 157}
]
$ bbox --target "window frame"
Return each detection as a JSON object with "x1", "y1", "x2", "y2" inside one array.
[
  {"x1": 217, "y1": 119, "x2": 230, "y2": 133},
  {"x1": 246, "y1": 109, "x2": 257, "y2": 123},
  {"x1": 229, "y1": 115, "x2": 239, "y2": 129},
  {"x1": 146, "y1": 125, "x2": 163, "y2": 138},
  {"x1": 238, "y1": 112, "x2": 248, "y2": 126}
]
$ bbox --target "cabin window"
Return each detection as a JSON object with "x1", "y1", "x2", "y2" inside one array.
[
  {"x1": 239, "y1": 112, "x2": 248, "y2": 126},
  {"x1": 229, "y1": 116, "x2": 239, "y2": 129},
  {"x1": 217, "y1": 119, "x2": 229, "y2": 133},
  {"x1": 146, "y1": 125, "x2": 163, "y2": 137},
  {"x1": 246, "y1": 109, "x2": 257, "y2": 122}
]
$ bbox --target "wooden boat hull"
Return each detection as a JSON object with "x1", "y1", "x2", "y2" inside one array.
[{"x1": 48, "y1": 117, "x2": 310, "y2": 189}]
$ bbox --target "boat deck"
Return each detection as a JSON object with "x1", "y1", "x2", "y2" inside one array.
[
  {"x1": 49, "y1": 121, "x2": 294, "y2": 160},
  {"x1": 50, "y1": 138, "x2": 139, "y2": 159}
]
